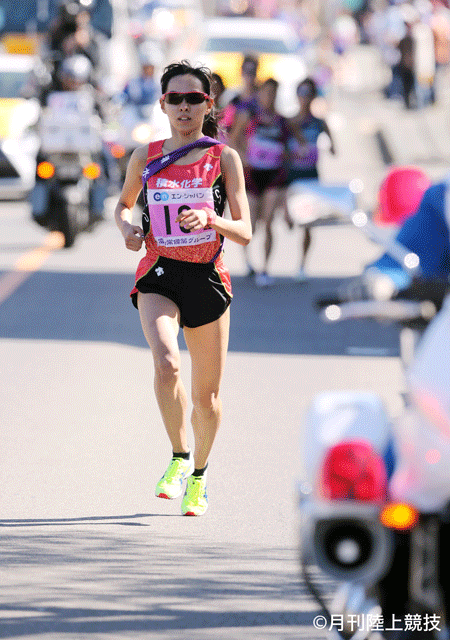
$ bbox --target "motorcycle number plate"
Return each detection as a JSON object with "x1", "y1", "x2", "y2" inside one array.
[
  {"x1": 40, "y1": 121, "x2": 100, "y2": 153},
  {"x1": 56, "y1": 164, "x2": 82, "y2": 180}
]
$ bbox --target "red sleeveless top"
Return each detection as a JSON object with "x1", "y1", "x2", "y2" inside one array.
[{"x1": 141, "y1": 140, "x2": 227, "y2": 264}]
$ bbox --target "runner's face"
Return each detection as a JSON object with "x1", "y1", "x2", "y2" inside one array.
[
  {"x1": 160, "y1": 74, "x2": 212, "y2": 134},
  {"x1": 258, "y1": 83, "x2": 276, "y2": 110}
]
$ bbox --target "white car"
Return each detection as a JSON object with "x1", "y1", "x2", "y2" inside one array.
[
  {"x1": 182, "y1": 17, "x2": 308, "y2": 117},
  {"x1": 0, "y1": 53, "x2": 40, "y2": 199}
]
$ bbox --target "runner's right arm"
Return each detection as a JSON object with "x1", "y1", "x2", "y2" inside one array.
[{"x1": 114, "y1": 146, "x2": 147, "y2": 251}]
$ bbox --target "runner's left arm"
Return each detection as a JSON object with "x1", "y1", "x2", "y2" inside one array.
[{"x1": 175, "y1": 146, "x2": 252, "y2": 246}]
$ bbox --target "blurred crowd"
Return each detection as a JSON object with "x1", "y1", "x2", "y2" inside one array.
[
  {"x1": 4, "y1": 0, "x2": 450, "y2": 275},
  {"x1": 262, "y1": 0, "x2": 450, "y2": 109},
  {"x1": 204, "y1": 0, "x2": 450, "y2": 284},
  {"x1": 18, "y1": 0, "x2": 450, "y2": 119},
  {"x1": 361, "y1": 1, "x2": 450, "y2": 108},
  {"x1": 216, "y1": 0, "x2": 450, "y2": 110}
]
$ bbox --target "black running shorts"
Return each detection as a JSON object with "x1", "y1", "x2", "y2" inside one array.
[{"x1": 131, "y1": 256, "x2": 232, "y2": 328}]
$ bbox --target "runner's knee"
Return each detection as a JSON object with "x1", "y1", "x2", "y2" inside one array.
[
  {"x1": 192, "y1": 386, "x2": 221, "y2": 414},
  {"x1": 153, "y1": 352, "x2": 181, "y2": 386}
]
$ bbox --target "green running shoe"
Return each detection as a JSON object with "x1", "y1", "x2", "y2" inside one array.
[
  {"x1": 181, "y1": 474, "x2": 208, "y2": 516},
  {"x1": 155, "y1": 455, "x2": 194, "y2": 499}
]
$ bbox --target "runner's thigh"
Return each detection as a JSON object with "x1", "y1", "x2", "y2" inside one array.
[{"x1": 137, "y1": 292, "x2": 181, "y2": 362}]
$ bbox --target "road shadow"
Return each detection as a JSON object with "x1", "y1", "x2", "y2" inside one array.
[
  {"x1": 229, "y1": 275, "x2": 400, "y2": 356},
  {"x1": 0, "y1": 514, "x2": 176, "y2": 527},
  {"x1": 0, "y1": 529, "x2": 329, "y2": 638},
  {"x1": 0, "y1": 270, "x2": 400, "y2": 356}
]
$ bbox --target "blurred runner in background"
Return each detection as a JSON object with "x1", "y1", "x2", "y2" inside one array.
[
  {"x1": 211, "y1": 72, "x2": 227, "y2": 108},
  {"x1": 283, "y1": 77, "x2": 336, "y2": 282},
  {"x1": 229, "y1": 78, "x2": 290, "y2": 286},
  {"x1": 211, "y1": 72, "x2": 228, "y2": 143},
  {"x1": 220, "y1": 55, "x2": 259, "y2": 143}
]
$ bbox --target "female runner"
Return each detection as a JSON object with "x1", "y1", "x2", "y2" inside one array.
[
  {"x1": 114, "y1": 61, "x2": 252, "y2": 516},
  {"x1": 284, "y1": 77, "x2": 336, "y2": 281},
  {"x1": 229, "y1": 78, "x2": 293, "y2": 286}
]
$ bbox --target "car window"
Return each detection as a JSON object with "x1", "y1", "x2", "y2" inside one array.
[
  {"x1": 0, "y1": 71, "x2": 28, "y2": 98},
  {"x1": 204, "y1": 37, "x2": 292, "y2": 55}
]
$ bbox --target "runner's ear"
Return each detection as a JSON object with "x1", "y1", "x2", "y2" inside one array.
[{"x1": 205, "y1": 97, "x2": 214, "y2": 116}]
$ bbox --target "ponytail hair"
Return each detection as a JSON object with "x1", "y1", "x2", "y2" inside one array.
[{"x1": 160, "y1": 60, "x2": 220, "y2": 139}]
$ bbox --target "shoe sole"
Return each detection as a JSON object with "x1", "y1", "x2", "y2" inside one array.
[
  {"x1": 182, "y1": 503, "x2": 208, "y2": 516},
  {"x1": 156, "y1": 487, "x2": 185, "y2": 499}
]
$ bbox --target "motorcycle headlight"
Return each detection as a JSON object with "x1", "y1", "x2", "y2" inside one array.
[
  {"x1": 82, "y1": 162, "x2": 102, "y2": 180},
  {"x1": 37, "y1": 161, "x2": 55, "y2": 179}
]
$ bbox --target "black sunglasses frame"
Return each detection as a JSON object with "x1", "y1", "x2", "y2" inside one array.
[{"x1": 162, "y1": 91, "x2": 211, "y2": 105}]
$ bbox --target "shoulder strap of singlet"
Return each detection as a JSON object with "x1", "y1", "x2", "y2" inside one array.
[
  {"x1": 141, "y1": 136, "x2": 221, "y2": 211},
  {"x1": 142, "y1": 137, "x2": 220, "y2": 185}
]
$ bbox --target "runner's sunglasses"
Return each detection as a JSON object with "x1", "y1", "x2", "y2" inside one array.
[{"x1": 162, "y1": 91, "x2": 210, "y2": 105}]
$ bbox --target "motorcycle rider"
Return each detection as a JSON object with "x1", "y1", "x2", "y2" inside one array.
[
  {"x1": 302, "y1": 176, "x2": 450, "y2": 638},
  {"x1": 44, "y1": 0, "x2": 106, "y2": 88},
  {"x1": 111, "y1": 43, "x2": 164, "y2": 190},
  {"x1": 372, "y1": 175, "x2": 450, "y2": 281},
  {"x1": 31, "y1": 54, "x2": 108, "y2": 230},
  {"x1": 345, "y1": 174, "x2": 450, "y2": 309},
  {"x1": 38, "y1": 53, "x2": 103, "y2": 112},
  {"x1": 117, "y1": 43, "x2": 162, "y2": 115}
]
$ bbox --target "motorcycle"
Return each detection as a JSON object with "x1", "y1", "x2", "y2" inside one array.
[
  {"x1": 298, "y1": 270, "x2": 450, "y2": 639},
  {"x1": 104, "y1": 101, "x2": 170, "y2": 188},
  {"x1": 30, "y1": 89, "x2": 107, "y2": 248}
]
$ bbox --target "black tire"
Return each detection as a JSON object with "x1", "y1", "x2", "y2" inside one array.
[
  {"x1": 59, "y1": 200, "x2": 78, "y2": 248},
  {"x1": 377, "y1": 531, "x2": 436, "y2": 639}
]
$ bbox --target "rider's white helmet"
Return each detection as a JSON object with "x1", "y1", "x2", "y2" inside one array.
[{"x1": 60, "y1": 55, "x2": 93, "y2": 84}]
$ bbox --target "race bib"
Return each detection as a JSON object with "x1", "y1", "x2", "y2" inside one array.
[
  {"x1": 289, "y1": 139, "x2": 319, "y2": 170},
  {"x1": 247, "y1": 136, "x2": 284, "y2": 169},
  {"x1": 146, "y1": 187, "x2": 217, "y2": 248}
]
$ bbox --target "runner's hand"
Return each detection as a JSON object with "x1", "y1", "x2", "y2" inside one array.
[
  {"x1": 176, "y1": 208, "x2": 209, "y2": 231},
  {"x1": 121, "y1": 221, "x2": 144, "y2": 251}
]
